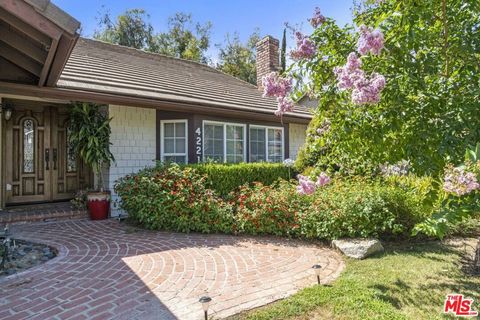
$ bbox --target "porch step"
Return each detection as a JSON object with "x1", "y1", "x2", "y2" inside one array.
[{"x1": 0, "y1": 202, "x2": 88, "y2": 224}]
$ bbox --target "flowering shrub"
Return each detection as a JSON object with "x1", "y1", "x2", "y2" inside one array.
[
  {"x1": 296, "y1": 172, "x2": 330, "y2": 195},
  {"x1": 380, "y1": 160, "x2": 411, "y2": 177},
  {"x1": 443, "y1": 164, "x2": 480, "y2": 196},
  {"x1": 232, "y1": 181, "x2": 310, "y2": 236},
  {"x1": 232, "y1": 178, "x2": 426, "y2": 240},
  {"x1": 261, "y1": 72, "x2": 294, "y2": 116},
  {"x1": 294, "y1": 2, "x2": 480, "y2": 176},
  {"x1": 414, "y1": 151, "x2": 480, "y2": 238},
  {"x1": 114, "y1": 164, "x2": 233, "y2": 233}
]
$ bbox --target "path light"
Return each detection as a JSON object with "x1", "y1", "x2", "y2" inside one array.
[
  {"x1": 199, "y1": 296, "x2": 212, "y2": 320},
  {"x1": 312, "y1": 264, "x2": 322, "y2": 285}
]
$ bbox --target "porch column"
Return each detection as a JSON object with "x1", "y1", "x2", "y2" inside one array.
[{"x1": 0, "y1": 97, "x2": 4, "y2": 210}]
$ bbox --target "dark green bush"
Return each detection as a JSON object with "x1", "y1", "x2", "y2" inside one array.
[
  {"x1": 186, "y1": 162, "x2": 294, "y2": 197},
  {"x1": 114, "y1": 164, "x2": 233, "y2": 233}
]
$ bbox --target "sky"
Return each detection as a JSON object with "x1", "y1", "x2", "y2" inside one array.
[{"x1": 53, "y1": 0, "x2": 354, "y2": 62}]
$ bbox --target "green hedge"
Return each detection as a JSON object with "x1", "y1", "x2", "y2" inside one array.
[
  {"x1": 114, "y1": 163, "x2": 432, "y2": 240},
  {"x1": 185, "y1": 162, "x2": 294, "y2": 197}
]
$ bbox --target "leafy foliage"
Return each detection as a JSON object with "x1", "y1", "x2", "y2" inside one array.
[
  {"x1": 94, "y1": 9, "x2": 153, "y2": 49},
  {"x1": 68, "y1": 103, "x2": 115, "y2": 190},
  {"x1": 94, "y1": 9, "x2": 212, "y2": 63},
  {"x1": 216, "y1": 31, "x2": 260, "y2": 85},
  {"x1": 148, "y1": 12, "x2": 212, "y2": 63},
  {"x1": 294, "y1": 0, "x2": 480, "y2": 176},
  {"x1": 186, "y1": 162, "x2": 294, "y2": 197},
  {"x1": 114, "y1": 164, "x2": 233, "y2": 233}
]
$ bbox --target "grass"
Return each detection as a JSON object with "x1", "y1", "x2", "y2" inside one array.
[{"x1": 230, "y1": 238, "x2": 479, "y2": 320}]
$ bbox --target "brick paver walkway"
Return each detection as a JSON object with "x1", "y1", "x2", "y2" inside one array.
[{"x1": 0, "y1": 220, "x2": 344, "y2": 319}]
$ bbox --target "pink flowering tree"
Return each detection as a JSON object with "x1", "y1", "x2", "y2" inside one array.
[{"x1": 282, "y1": 0, "x2": 480, "y2": 177}]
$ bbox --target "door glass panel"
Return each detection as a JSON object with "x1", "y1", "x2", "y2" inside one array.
[
  {"x1": 66, "y1": 126, "x2": 77, "y2": 172},
  {"x1": 23, "y1": 119, "x2": 35, "y2": 173}
]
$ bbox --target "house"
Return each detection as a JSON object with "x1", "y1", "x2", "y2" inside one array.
[{"x1": 0, "y1": 0, "x2": 312, "y2": 210}]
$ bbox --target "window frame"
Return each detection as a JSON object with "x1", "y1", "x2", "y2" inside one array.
[
  {"x1": 249, "y1": 125, "x2": 285, "y2": 163},
  {"x1": 202, "y1": 120, "x2": 247, "y2": 163},
  {"x1": 160, "y1": 119, "x2": 188, "y2": 163}
]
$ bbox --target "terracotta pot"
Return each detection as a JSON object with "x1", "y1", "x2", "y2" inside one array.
[{"x1": 87, "y1": 191, "x2": 110, "y2": 220}]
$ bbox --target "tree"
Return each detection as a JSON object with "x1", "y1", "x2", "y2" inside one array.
[
  {"x1": 216, "y1": 31, "x2": 260, "y2": 85},
  {"x1": 94, "y1": 8, "x2": 153, "y2": 49},
  {"x1": 280, "y1": 28, "x2": 287, "y2": 73},
  {"x1": 291, "y1": 0, "x2": 480, "y2": 177},
  {"x1": 94, "y1": 9, "x2": 212, "y2": 63},
  {"x1": 148, "y1": 12, "x2": 212, "y2": 63}
]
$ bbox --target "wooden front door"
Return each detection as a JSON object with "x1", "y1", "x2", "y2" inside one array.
[{"x1": 5, "y1": 100, "x2": 92, "y2": 205}]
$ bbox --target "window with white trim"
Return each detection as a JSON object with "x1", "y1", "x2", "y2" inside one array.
[
  {"x1": 249, "y1": 126, "x2": 284, "y2": 162},
  {"x1": 161, "y1": 120, "x2": 188, "y2": 163},
  {"x1": 203, "y1": 121, "x2": 245, "y2": 163}
]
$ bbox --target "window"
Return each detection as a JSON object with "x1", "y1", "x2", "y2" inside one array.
[
  {"x1": 23, "y1": 119, "x2": 35, "y2": 173},
  {"x1": 249, "y1": 126, "x2": 284, "y2": 163},
  {"x1": 161, "y1": 120, "x2": 188, "y2": 163},
  {"x1": 203, "y1": 121, "x2": 245, "y2": 163}
]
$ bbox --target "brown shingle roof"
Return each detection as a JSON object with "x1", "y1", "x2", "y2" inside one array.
[{"x1": 57, "y1": 38, "x2": 312, "y2": 120}]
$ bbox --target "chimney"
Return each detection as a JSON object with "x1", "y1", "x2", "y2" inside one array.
[{"x1": 256, "y1": 35, "x2": 280, "y2": 89}]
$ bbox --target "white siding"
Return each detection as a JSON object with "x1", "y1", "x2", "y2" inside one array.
[
  {"x1": 107, "y1": 105, "x2": 156, "y2": 215},
  {"x1": 289, "y1": 123, "x2": 308, "y2": 160}
]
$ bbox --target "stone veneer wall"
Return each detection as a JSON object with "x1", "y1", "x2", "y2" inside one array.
[
  {"x1": 289, "y1": 123, "x2": 308, "y2": 160},
  {"x1": 107, "y1": 105, "x2": 157, "y2": 215}
]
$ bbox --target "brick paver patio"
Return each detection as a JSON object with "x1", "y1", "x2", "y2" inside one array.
[{"x1": 0, "y1": 220, "x2": 344, "y2": 319}]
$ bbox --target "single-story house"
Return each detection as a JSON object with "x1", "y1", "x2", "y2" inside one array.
[{"x1": 0, "y1": 0, "x2": 312, "y2": 210}]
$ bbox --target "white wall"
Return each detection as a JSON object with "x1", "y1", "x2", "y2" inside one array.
[
  {"x1": 289, "y1": 123, "x2": 308, "y2": 160},
  {"x1": 107, "y1": 105, "x2": 157, "y2": 215}
]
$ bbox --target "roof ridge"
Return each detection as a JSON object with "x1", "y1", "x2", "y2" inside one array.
[{"x1": 80, "y1": 37, "x2": 259, "y2": 89}]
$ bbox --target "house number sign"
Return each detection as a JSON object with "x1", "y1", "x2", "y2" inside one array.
[{"x1": 195, "y1": 127, "x2": 202, "y2": 163}]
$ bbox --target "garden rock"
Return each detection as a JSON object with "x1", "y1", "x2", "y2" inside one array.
[{"x1": 332, "y1": 239, "x2": 384, "y2": 259}]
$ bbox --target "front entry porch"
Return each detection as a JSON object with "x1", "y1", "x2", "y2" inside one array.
[
  {"x1": 0, "y1": 201, "x2": 87, "y2": 224},
  {"x1": 0, "y1": 98, "x2": 93, "y2": 210}
]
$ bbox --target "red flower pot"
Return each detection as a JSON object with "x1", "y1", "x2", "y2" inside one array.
[{"x1": 87, "y1": 191, "x2": 110, "y2": 220}]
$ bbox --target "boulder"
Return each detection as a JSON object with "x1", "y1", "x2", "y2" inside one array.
[{"x1": 332, "y1": 239, "x2": 384, "y2": 259}]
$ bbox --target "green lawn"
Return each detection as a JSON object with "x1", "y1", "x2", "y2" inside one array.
[{"x1": 230, "y1": 238, "x2": 479, "y2": 320}]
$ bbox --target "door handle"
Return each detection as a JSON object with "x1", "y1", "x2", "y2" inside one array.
[
  {"x1": 53, "y1": 148, "x2": 57, "y2": 170},
  {"x1": 45, "y1": 149, "x2": 50, "y2": 170}
]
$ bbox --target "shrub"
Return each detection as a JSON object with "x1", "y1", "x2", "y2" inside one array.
[
  {"x1": 186, "y1": 162, "x2": 294, "y2": 197},
  {"x1": 114, "y1": 164, "x2": 233, "y2": 233},
  {"x1": 231, "y1": 181, "x2": 311, "y2": 236},
  {"x1": 230, "y1": 177, "x2": 428, "y2": 240},
  {"x1": 299, "y1": 178, "x2": 429, "y2": 240}
]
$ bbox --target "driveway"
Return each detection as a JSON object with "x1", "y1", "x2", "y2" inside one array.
[{"x1": 0, "y1": 220, "x2": 344, "y2": 319}]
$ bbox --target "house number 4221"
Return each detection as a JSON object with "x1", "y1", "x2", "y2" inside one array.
[{"x1": 195, "y1": 127, "x2": 202, "y2": 163}]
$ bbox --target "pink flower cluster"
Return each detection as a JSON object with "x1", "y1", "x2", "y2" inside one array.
[
  {"x1": 334, "y1": 52, "x2": 386, "y2": 105},
  {"x1": 296, "y1": 172, "x2": 331, "y2": 195},
  {"x1": 316, "y1": 118, "x2": 331, "y2": 136},
  {"x1": 290, "y1": 32, "x2": 316, "y2": 61},
  {"x1": 357, "y1": 25, "x2": 385, "y2": 56},
  {"x1": 309, "y1": 7, "x2": 326, "y2": 28},
  {"x1": 262, "y1": 72, "x2": 292, "y2": 98},
  {"x1": 443, "y1": 166, "x2": 480, "y2": 196},
  {"x1": 275, "y1": 96, "x2": 294, "y2": 116},
  {"x1": 262, "y1": 72, "x2": 295, "y2": 116}
]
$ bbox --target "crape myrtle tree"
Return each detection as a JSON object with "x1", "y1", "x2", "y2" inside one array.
[
  {"x1": 262, "y1": 1, "x2": 480, "y2": 240},
  {"x1": 263, "y1": 0, "x2": 480, "y2": 177}
]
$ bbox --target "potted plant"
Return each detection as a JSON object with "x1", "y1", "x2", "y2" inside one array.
[{"x1": 68, "y1": 102, "x2": 115, "y2": 220}]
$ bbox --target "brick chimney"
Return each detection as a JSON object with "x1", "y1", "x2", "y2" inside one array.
[{"x1": 256, "y1": 35, "x2": 280, "y2": 89}]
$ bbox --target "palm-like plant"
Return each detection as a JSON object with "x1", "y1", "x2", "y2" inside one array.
[{"x1": 68, "y1": 102, "x2": 115, "y2": 191}]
